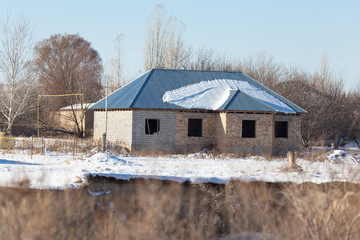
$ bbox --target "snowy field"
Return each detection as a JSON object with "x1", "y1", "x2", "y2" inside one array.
[{"x1": 0, "y1": 141, "x2": 359, "y2": 189}]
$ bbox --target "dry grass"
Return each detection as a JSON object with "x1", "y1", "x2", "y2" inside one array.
[
  {"x1": 304, "y1": 148, "x2": 329, "y2": 162},
  {"x1": 1, "y1": 178, "x2": 360, "y2": 239},
  {"x1": 281, "y1": 183, "x2": 360, "y2": 240},
  {"x1": 11, "y1": 137, "x2": 97, "y2": 155},
  {"x1": 10, "y1": 136, "x2": 316, "y2": 162}
]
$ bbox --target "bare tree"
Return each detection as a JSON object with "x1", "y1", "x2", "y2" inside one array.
[
  {"x1": 106, "y1": 34, "x2": 124, "y2": 92},
  {"x1": 143, "y1": 5, "x2": 166, "y2": 70},
  {"x1": 347, "y1": 90, "x2": 360, "y2": 144},
  {"x1": 143, "y1": 5, "x2": 191, "y2": 71},
  {"x1": 0, "y1": 15, "x2": 37, "y2": 134},
  {"x1": 189, "y1": 47, "x2": 234, "y2": 71},
  {"x1": 33, "y1": 33, "x2": 103, "y2": 136},
  {"x1": 237, "y1": 52, "x2": 283, "y2": 89},
  {"x1": 278, "y1": 61, "x2": 349, "y2": 147},
  {"x1": 163, "y1": 15, "x2": 192, "y2": 69},
  {"x1": 314, "y1": 67, "x2": 348, "y2": 148},
  {"x1": 190, "y1": 47, "x2": 217, "y2": 70}
]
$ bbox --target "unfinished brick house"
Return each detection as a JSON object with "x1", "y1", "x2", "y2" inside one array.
[{"x1": 91, "y1": 69, "x2": 306, "y2": 154}]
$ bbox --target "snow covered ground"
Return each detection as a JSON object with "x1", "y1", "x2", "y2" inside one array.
[{"x1": 0, "y1": 144, "x2": 359, "y2": 189}]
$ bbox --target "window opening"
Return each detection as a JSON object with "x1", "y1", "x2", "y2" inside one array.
[
  {"x1": 188, "y1": 119, "x2": 202, "y2": 137},
  {"x1": 145, "y1": 119, "x2": 160, "y2": 135},
  {"x1": 242, "y1": 120, "x2": 256, "y2": 138},
  {"x1": 275, "y1": 121, "x2": 288, "y2": 138}
]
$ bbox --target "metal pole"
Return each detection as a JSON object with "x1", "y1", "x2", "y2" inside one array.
[
  {"x1": 73, "y1": 131, "x2": 76, "y2": 159},
  {"x1": 37, "y1": 95, "x2": 40, "y2": 138},
  {"x1": 31, "y1": 121, "x2": 33, "y2": 160},
  {"x1": 103, "y1": 82, "x2": 108, "y2": 152},
  {"x1": 81, "y1": 94, "x2": 85, "y2": 138}
]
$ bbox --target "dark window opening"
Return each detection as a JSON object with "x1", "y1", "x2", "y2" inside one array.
[
  {"x1": 242, "y1": 120, "x2": 256, "y2": 138},
  {"x1": 275, "y1": 121, "x2": 288, "y2": 138},
  {"x1": 188, "y1": 119, "x2": 202, "y2": 137},
  {"x1": 145, "y1": 119, "x2": 160, "y2": 135}
]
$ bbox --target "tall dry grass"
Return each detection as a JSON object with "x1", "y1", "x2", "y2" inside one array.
[{"x1": 1, "y1": 178, "x2": 360, "y2": 239}]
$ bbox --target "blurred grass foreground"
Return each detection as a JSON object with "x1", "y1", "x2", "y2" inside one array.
[{"x1": 1, "y1": 177, "x2": 360, "y2": 239}]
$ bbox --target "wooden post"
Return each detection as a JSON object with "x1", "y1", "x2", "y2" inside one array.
[
  {"x1": 31, "y1": 134, "x2": 33, "y2": 160},
  {"x1": 286, "y1": 151, "x2": 302, "y2": 172},
  {"x1": 287, "y1": 151, "x2": 295, "y2": 168}
]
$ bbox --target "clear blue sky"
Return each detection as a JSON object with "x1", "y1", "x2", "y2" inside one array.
[{"x1": 1, "y1": 0, "x2": 359, "y2": 91}]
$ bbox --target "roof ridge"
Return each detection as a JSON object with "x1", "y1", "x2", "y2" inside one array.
[
  {"x1": 152, "y1": 68, "x2": 244, "y2": 74},
  {"x1": 90, "y1": 70, "x2": 152, "y2": 108},
  {"x1": 236, "y1": 89, "x2": 278, "y2": 112},
  {"x1": 219, "y1": 89, "x2": 240, "y2": 110},
  {"x1": 129, "y1": 69, "x2": 154, "y2": 108}
]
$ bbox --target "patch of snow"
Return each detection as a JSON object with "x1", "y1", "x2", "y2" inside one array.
[
  {"x1": 89, "y1": 153, "x2": 133, "y2": 166},
  {"x1": 162, "y1": 79, "x2": 296, "y2": 113},
  {"x1": 327, "y1": 150, "x2": 358, "y2": 165},
  {"x1": 90, "y1": 147, "x2": 99, "y2": 153},
  {"x1": 1, "y1": 146, "x2": 360, "y2": 189},
  {"x1": 343, "y1": 141, "x2": 358, "y2": 150},
  {"x1": 44, "y1": 148, "x2": 59, "y2": 156},
  {"x1": 88, "y1": 189, "x2": 111, "y2": 196}
]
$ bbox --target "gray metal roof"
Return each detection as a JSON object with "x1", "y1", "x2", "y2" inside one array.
[
  {"x1": 91, "y1": 69, "x2": 307, "y2": 114},
  {"x1": 218, "y1": 90, "x2": 277, "y2": 112}
]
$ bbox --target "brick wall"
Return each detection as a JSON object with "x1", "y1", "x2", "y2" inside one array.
[
  {"x1": 272, "y1": 115, "x2": 302, "y2": 154},
  {"x1": 222, "y1": 113, "x2": 274, "y2": 154},
  {"x1": 132, "y1": 110, "x2": 176, "y2": 153},
  {"x1": 93, "y1": 110, "x2": 133, "y2": 149},
  {"x1": 93, "y1": 109, "x2": 303, "y2": 154},
  {"x1": 174, "y1": 112, "x2": 216, "y2": 152}
]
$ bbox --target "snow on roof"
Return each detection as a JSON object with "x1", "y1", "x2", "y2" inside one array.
[
  {"x1": 162, "y1": 79, "x2": 296, "y2": 113},
  {"x1": 60, "y1": 103, "x2": 95, "y2": 110}
]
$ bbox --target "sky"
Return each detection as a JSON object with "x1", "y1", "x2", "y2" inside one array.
[{"x1": 1, "y1": 0, "x2": 359, "y2": 91}]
